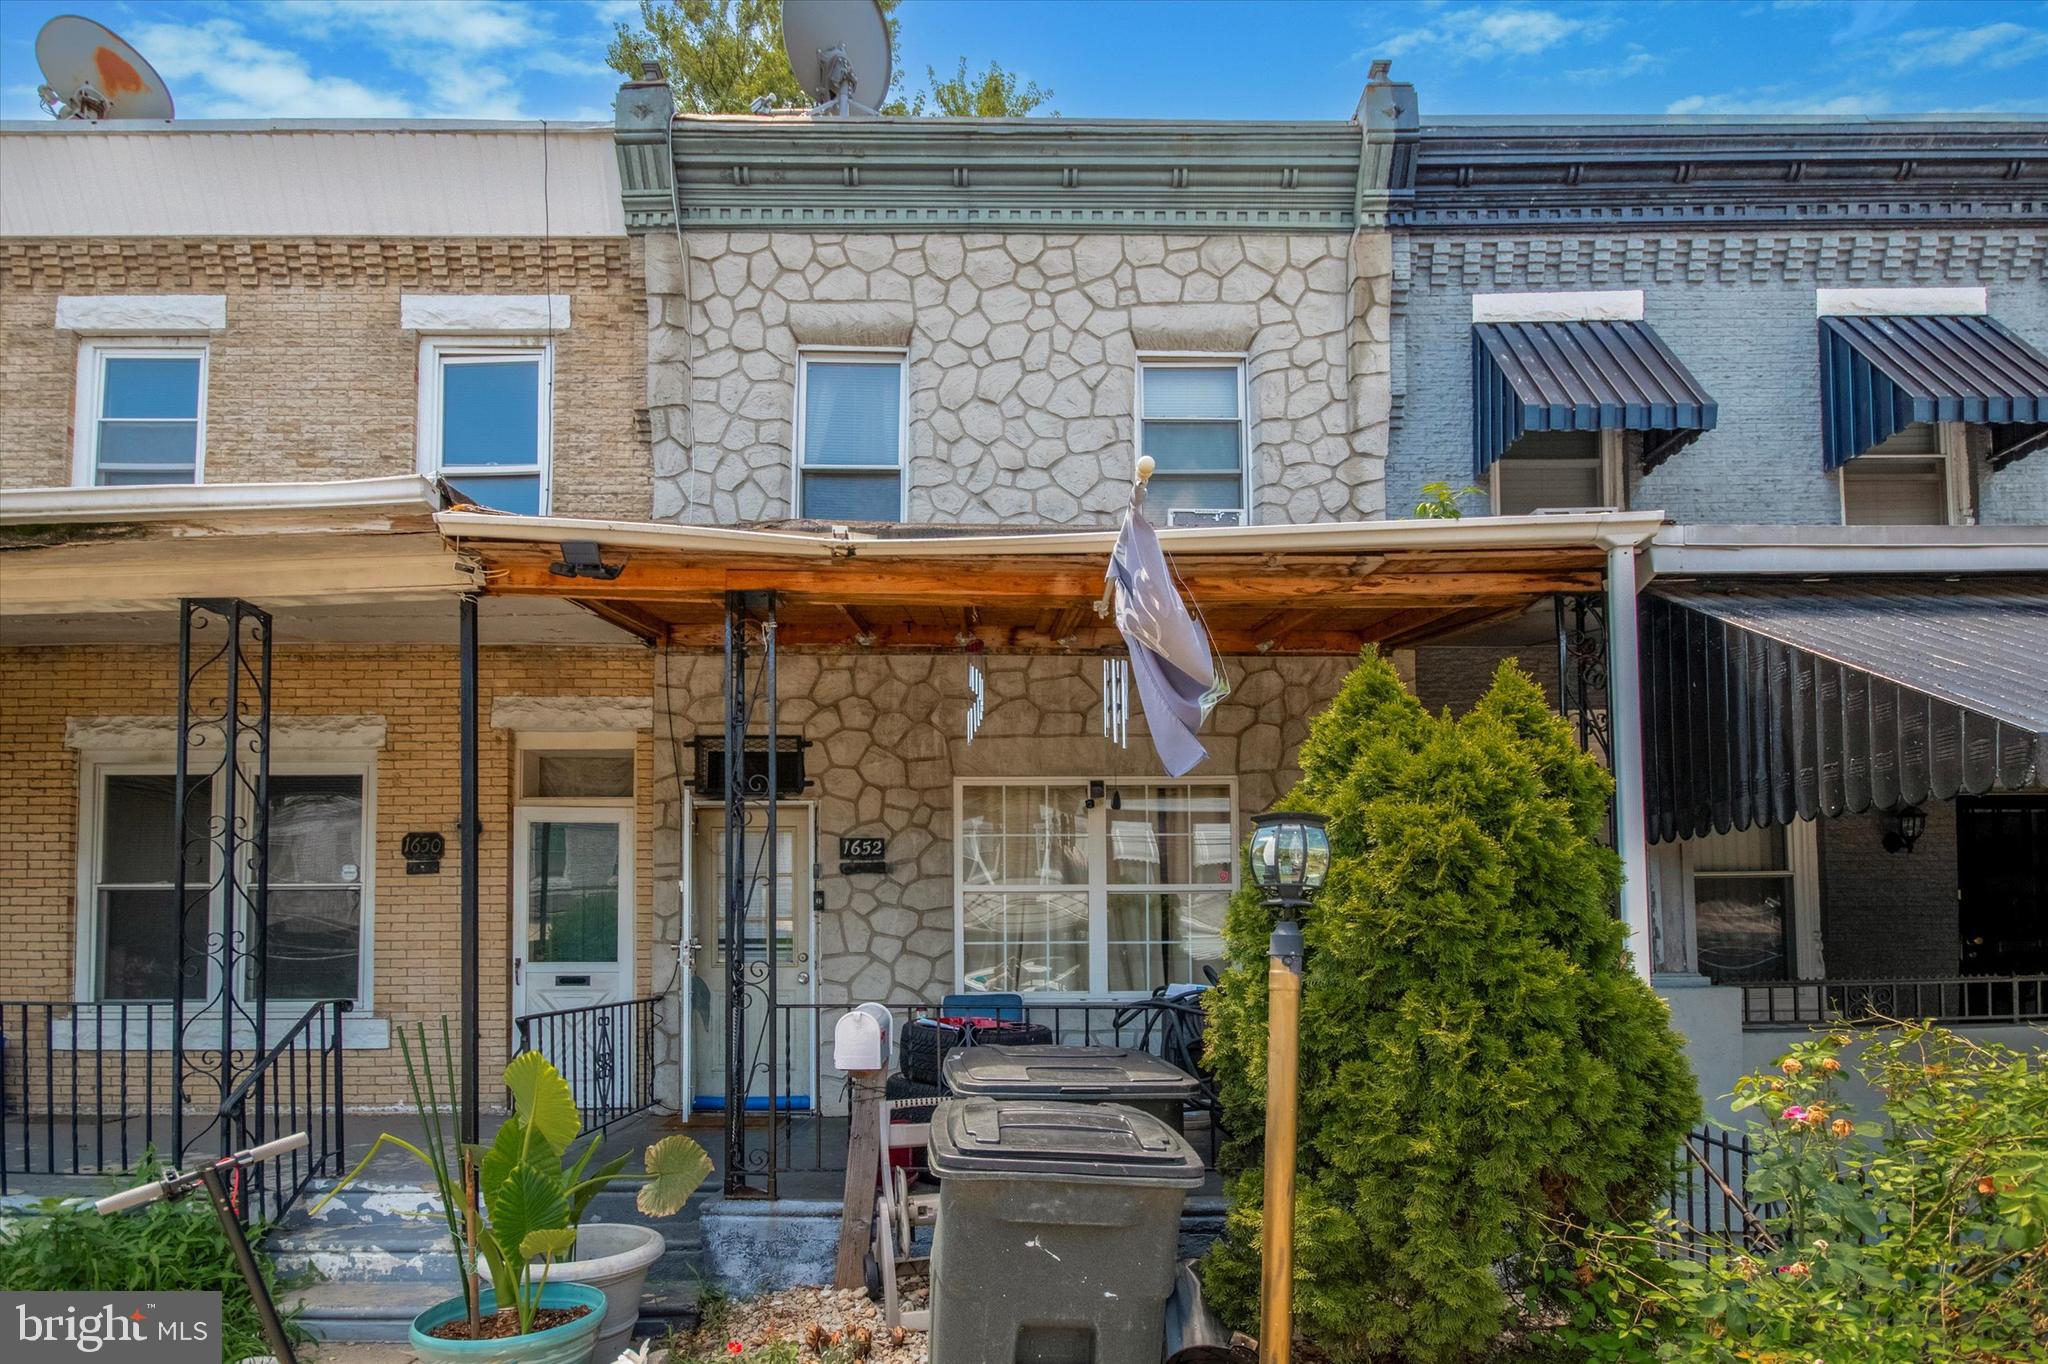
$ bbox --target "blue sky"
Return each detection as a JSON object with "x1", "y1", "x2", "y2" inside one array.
[{"x1": 3, "y1": 1, "x2": 2045, "y2": 124}]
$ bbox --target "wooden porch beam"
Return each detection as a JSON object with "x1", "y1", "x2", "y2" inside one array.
[
  {"x1": 487, "y1": 559, "x2": 1599, "y2": 608},
  {"x1": 660, "y1": 618, "x2": 1382, "y2": 655},
  {"x1": 572, "y1": 598, "x2": 669, "y2": 643}
]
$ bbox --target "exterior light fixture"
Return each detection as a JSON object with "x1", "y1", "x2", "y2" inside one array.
[
  {"x1": 1245, "y1": 809, "x2": 1329, "y2": 1364},
  {"x1": 1247, "y1": 810, "x2": 1331, "y2": 909},
  {"x1": 1881, "y1": 804, "x2": 1927, "y2": 854}
]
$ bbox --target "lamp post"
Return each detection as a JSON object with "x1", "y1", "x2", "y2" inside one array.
[{"x1": 1246, "y1": 810, "x2": 1330, "y2": 1364}]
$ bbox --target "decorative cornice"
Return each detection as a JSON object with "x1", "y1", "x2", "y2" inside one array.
[
  {"x1": 65, "y1": 714, "x2": 389, "y2": 752},
  {"x1": 4, "y1": 240, "x2": 632, "y2": 291},
  {"x1": 490, "y1": 695, "x2": 653, "y2": 731},
  {"x1": 620, "y1": 108, "x2": 1364, "y2": 233},
  {"x1": 1404, "y1": 121, "x2": 2048, "y2": 231},
  {"x1": 1405, "y1": 231, "x2": 2045, "y2": 287}
]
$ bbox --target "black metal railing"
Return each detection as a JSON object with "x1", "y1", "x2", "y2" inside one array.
[
  {"x1": 2, "y1": 998, "x2": 346, "y2": 1222},
  {"x1": 1665, "y1": 1122, "x2": 1775, "y2": 1258},
  {"x1": 217, "y1": 1000, "x2": 349, "y2": 1225},
  {"x1": 1741, "y1": 975, "x2": 2048, "y2": 1028},
  {"x1": 741, "y1": 997, "x2": 1225, "y2": 1182},
  {"x1": 514, "y1": 996, "x2": 660, "y2": 1134}
]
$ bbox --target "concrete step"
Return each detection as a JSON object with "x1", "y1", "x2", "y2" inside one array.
[{"x1": 288, "y1": 1276, "x2": 701, "y2": 1344}]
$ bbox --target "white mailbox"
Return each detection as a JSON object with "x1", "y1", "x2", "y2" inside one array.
[{"x1": 833, "y1": 1002, "x2": 894, "y2": 1073}]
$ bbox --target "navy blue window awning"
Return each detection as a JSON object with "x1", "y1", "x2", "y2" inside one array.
[
  {"x1": 1472, "y1": 320, "x2": 1718, "y2": 480},
  {"x1": 1819, "y1": 313, "x2": 2048, "y2": 470}
]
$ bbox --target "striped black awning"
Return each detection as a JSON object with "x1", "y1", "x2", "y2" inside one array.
[
  {"x1": 1819, "y1": 314, "x2": 2048, "y2": 470},
  {"x1": 1643, "y1": 579, "x2": 2048, "y2": 843},
  {"x1": 1472, "y1": 320, "x2": 1717, "y2": 479}
]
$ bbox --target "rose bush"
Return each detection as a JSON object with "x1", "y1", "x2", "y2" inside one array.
[{"x1": 1553, "y1": 1023, "x2": 2048, "y2": 1363}]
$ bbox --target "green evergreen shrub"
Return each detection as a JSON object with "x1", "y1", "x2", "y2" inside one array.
[{"x1": 1201, "y1": 649, "x2": 1699, "y2": 1363}]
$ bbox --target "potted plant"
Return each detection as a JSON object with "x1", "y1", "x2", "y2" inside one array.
[{"x1": 315, "y1": 1022, "x2": 711, "y2": 1364}]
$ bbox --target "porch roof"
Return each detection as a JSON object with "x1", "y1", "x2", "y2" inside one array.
[
  {"x1": 1642, "y1": 577, "x2": 2048, "y2": 841},
  {"x1": 439, "y1": 509, "x2": 1665, "y2": 653}
]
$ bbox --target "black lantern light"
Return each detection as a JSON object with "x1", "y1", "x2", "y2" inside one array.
[
  {"x1": 1247, "y1": 810, "x2": 1331, "y2": 909},
  {"x1": 1881, "y1": 804, "x2": 1927, "y2": 855}
]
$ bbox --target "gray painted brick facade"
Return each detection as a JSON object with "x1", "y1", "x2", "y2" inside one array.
[
  {"x1": 1390, "y1": 231, "x2": 2048, "y2": 526},
  {"x1": 1817, "y1": 806, "x2": 1961, "y2": 979}
]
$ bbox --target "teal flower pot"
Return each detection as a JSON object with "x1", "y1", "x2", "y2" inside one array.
[{"x1": 408, "y1": 1283, "x2": 606, "y2": 1364}]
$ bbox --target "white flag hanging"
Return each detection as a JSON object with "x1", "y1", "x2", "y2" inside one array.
[{"x1": 1105, "y1": 501, "x2": 1229, "y2": 776}]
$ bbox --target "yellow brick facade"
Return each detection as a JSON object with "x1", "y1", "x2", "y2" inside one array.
[
  {"x1": 0, "y1": 643, "x2": 657, "y2": 1108},
  {"x1": 0, "y1": 238, "x2": 650, "y2": 520}
]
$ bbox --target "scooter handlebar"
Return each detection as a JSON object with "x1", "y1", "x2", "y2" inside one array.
[{"x1": 90, "y1": 1131, "x2": 312, "y2": 1215}]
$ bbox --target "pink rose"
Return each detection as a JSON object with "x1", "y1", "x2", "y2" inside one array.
[{"x1": 1780, "y1": 1105, "x2": 1808, "y2": 1123}]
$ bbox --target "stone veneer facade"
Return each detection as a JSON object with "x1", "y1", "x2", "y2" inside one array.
[
  {"x1": 643, "y1": 229, "x2": 1391, "y2": 527},
  {"x1": 647, "y1": 651, "x2": 1352, "y2": 1110}
]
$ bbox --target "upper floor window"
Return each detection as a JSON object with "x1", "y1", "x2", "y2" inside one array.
[
  {"x1": 1138, "y1": 358, "x2": 1247, "y2": 521},
  {"x1": 1492, "y1": 430, "x2": 1623, "y2": 515},
  {"x1": 797, "y1": 349, "x2": 904, "y2": 521},
  {"x1": 421, "y1": 339, "x2": 551, "y2": 515},
  {"x1": 75, "y1": 342, "x2": 206, "y2": 486},
  {"x1": 1840, "y1": 422, "x2": 1965, "y2": 526}
]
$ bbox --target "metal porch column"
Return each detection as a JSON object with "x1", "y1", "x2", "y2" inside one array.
[
  {"x1": 458, "y1": 594, "x2": 481, "y2": 1145},
  {"x1": 1605, "y1": 546, "x2": 1654, "y2": 981},
  {"x1": 722, "y1": 590, "x2": 780, "y2": 1196}
]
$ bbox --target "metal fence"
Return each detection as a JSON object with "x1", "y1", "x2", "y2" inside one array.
[
  {"x1": 1665, "y1": 1122, "x2": 1776, "y2": 1258},
  {"x1": 1, "y1": 998, "x2": 347, "y2": 1225},
  {"x1": 514, "y1": 995, "x2": 661, "y2": 1134},
  {"x1": 1741, "y1": 975, "x2": 2048, "y2": 1027}
]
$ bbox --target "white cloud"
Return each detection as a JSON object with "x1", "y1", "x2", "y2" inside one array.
[
  {"x1": 1665, "y1": 87, "x2": 1891, "y2": 116},
  {"x1": 265, "y1": 1, "x2": 549, "y2": 54},
  {"x1": 1895, "y1": 22, "x2": 2048, "y2": 71},
  {"x1": 128, "y1": 17, "x2": 416, "y2": 118},
  {"x1": 1566, "y1": 43, "x2": 1666, "y2": 83},
  {"x1": 1379, "y1": 6, "x2": 1609, "y2": 63}
]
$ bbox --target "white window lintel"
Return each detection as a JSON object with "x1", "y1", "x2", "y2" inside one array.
[
  {"x1": 401, "y1": 294, "x2": 571, "y2": 334},
  {"x1": 66, "y1": 714, "x2": 389, "y2": 754},
  {"x1": 1817, "y1": 287, "x2": 1987, "y2": 317},
  {"x1": 57, "y1": 295, "x2": 226, "y2": 335},
  {"x1": 1473, "y1": 290, "x2": 1644, "y2": 324}
]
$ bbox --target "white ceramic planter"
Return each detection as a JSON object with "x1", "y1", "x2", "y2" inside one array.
[{"x1": 538, "y1": 1223, "x2": 666, "y2": 1361}]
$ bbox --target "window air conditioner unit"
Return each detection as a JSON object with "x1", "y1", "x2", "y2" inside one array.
[{"x1": 1166, "y1": 508, "x2": 1244, "y2": 528}]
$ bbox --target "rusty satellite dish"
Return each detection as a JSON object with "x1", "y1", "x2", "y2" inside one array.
[
  {"x1": 36, "y1": 14, "x2": 175, "y2": 121},
  {"x1": 781, "y1": 0, "x2": 890, "y2": 117}
]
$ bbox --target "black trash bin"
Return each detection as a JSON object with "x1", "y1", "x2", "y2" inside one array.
[
  {"x1": 926, "y1": 1098, "x2": 1205, "y2": 1364},
  {"x1": 942, "y1": 1044, "x2": 1201, "y2": 1133}
]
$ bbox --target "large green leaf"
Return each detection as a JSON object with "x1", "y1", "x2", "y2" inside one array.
[
  {"x1": 484, "y1": 1161, "x2": 569, "y2": 1274},
  {"x1": 503, "y1": 1051, "x2": 581, "y2": 1153},
  {"x1": 568, "y1": 1148, "x2": 633, "y2": 1226},
  {"x1": 519, "y1": 1228, "x2": 579, "y2": 1261},
  {"x1": 636, "y1": 1135, "x2": 714, "y2": 1217}
]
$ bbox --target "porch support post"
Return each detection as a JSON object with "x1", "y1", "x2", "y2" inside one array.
[
  {"x1": 1606, "y1": 545, "x2": 1653, "y2": 981},
  {"x1": 458, "y1": 593, "x2": 481, "y2": 1145}
]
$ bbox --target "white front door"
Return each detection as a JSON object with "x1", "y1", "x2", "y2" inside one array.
[
  {"x1": 513, "y1": 807, "x2": 635, "y2": 1101},
  {"x1": 689, "y1": 805, "x2": 814, "y2": 1110}
]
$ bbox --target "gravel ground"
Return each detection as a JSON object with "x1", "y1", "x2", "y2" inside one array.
[{"x1": 660, "y1": 1276, "x2": 930, "y2": 1364}]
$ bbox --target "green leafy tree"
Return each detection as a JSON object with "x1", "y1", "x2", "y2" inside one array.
[
  {"x1": 1412, "y1": 480, "x2": 1480, "y2": 519},
  {"x1": 904, "y1": 58, "x2": 1054, "y2": 117},
  {"x1": 607, "y1": 0, "x2": 1050, "y2": 117},
  {"x1": 1201, "y1": 650, "x2": 1699, "y2": 1363}
]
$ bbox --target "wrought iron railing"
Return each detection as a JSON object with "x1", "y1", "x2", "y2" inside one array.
[
  {"x1": 1, "y1": 998, "x2": 346, "y2": 1223},
  {"x1": 738, "y1": 997, "x2": 1225, "y2": 1183},
  {"x1": 1740, "y1": 975, "x2": 2048, "y2": 1028},
  {"x1": 514, "y1": 996, "x2": 660, "y2": 1134},
  {"x1": 1665, "y1": 1122, "x2": 1776, "y2": 1258},
  {"x1": 217, "y1": 1000, "x2": 349, "y2": 1225}
]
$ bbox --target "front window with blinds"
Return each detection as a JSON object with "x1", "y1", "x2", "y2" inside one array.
[
  {"x1": 1492, "y1": 430, "x2": 1615, "y2": 514},
  {"x1": 1841, "y1": 422, "x2": 1953, "y2": 525},
  {"x1": 424, "y1": 341, "x2": 551, "y2": 515},
  {"x1": 798, "y1": 351, "x2": 904, "y2": 520},
  {"x1": 81, "y1": 345, "x2": 207, "y2": 486},
  {"x1": 1690, "y1": 824, "x2": 1794, "y2": 983},
  {"x1": 88, "y1": 771, "x2": 368, "y2": 1003},
  {"x1": 1138, "y1": 360, "x2": 1247, "y2": 519},
  {"x1": 957, "y1": 780, "x2": 1236, "y2": 994}
]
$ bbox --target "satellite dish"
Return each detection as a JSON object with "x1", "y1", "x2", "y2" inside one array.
[
  {"x1": 781, "y1": 0, "x2": 890, "y2": 117},
  {"x1": 35, "y1": 15, "x2": 174, "y2": 121}
]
